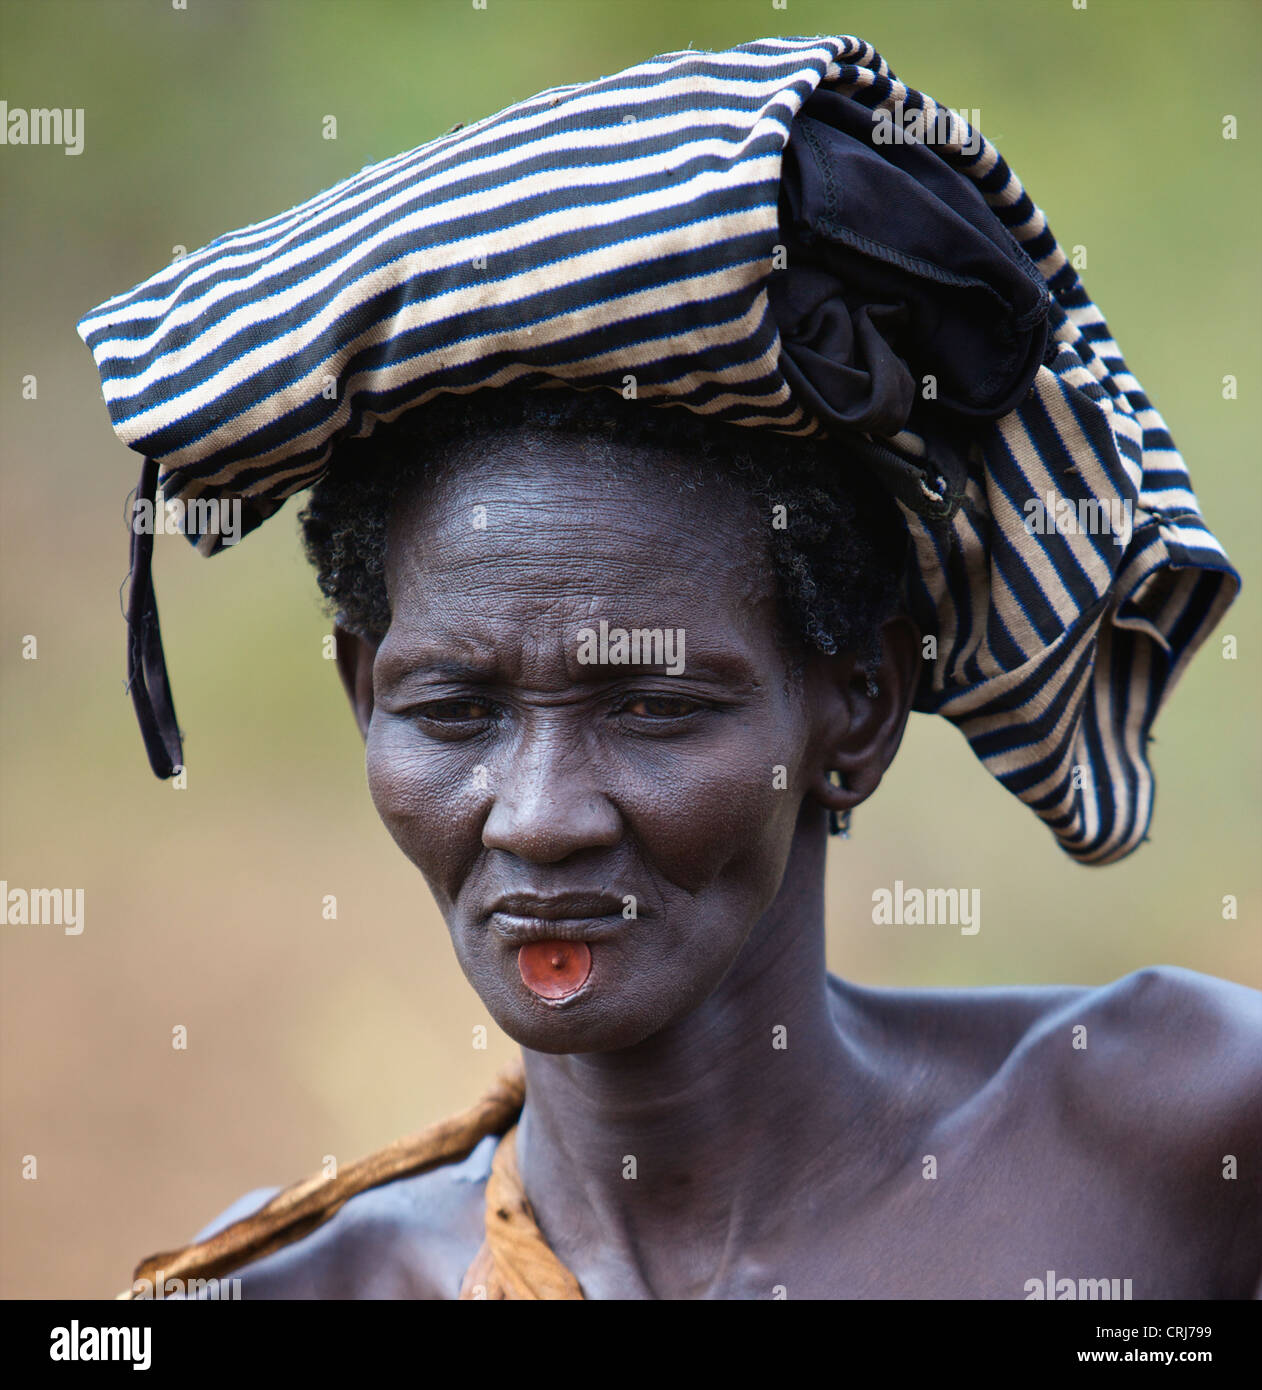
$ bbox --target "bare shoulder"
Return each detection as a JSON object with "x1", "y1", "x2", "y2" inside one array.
[
  {"x1": 844, "y1": 964, "x2": 1261, "y2": 1122},
  {"x1": 1020, "y1": 965, "x2": 1262, "y2": 1140},
  {"x1": 843, "y1": 966, "x2": 1261, "y2": 1292},
  {"x1": 840, "y1": 964, "x2": 1262, "y2": 1164},
  {"x1": 188, "y1": 1134, "x2": 496, "y2": 1299},
  {"x1": 1002, "y1": 963, "x2": 1262, "y2": 1275}
]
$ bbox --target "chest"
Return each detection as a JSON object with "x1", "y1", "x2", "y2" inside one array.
[{"x1": 556, "y1": 1141, "x2": 1219, "y2": 1300}]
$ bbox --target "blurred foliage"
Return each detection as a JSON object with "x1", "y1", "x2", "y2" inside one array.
[{"x1": 1, "y1": 0, "x2": 1258, "y2": 1297}]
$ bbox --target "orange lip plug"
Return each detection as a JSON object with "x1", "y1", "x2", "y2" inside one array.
[{"x1": 518, "y1": 940, "x2": 592, "y2": 999}]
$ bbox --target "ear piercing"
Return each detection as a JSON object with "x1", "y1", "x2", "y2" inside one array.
[{"x1": 826, "y1": 770, "x2": 851, "y2": 839}]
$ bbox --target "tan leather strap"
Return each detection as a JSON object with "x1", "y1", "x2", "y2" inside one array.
[
  {"x1": 117, "y1": 1058, "x2": 527, "y2": 1298},
  {"x1": 458, "y1": 1126, "x2": 584, "y2": 1300}
]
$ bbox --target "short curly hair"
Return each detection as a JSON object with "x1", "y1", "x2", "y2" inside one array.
[{"x1": 299, "y1": 386, "x2": 910, "y2": 673}]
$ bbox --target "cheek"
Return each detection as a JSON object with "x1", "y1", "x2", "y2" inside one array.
[
  {"x1": 364, "y1": 716, "x2": 484, "y2": 906},
  {"x1": 632, "y1": 722, "x2": 807, "y2": 911},
  {"x1": 586, "y1": 728, "x2": 809, "y2": 1042}
]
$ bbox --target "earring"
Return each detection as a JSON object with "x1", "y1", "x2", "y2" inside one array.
[{"x1": 826, "y1": 770, "x2": 851, "y2": 839}]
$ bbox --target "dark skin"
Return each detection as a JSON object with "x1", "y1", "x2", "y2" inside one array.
[{"x1": 200, "y1": 432, "x2": 1262, "y2": 1299}]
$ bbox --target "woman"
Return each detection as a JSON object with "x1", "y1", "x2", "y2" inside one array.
[{"x1": 80, "y1": 33, "x2": 1258, "y2": 1298}]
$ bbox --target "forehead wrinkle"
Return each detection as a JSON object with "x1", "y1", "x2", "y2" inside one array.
[
  {"x1": 401, "y1": 503, "x2": 729, "y2": 561},
  {"x1": 385, "y1": 549, "x2": 717, "y2": 622},
  {"x1": 388, "y1": 525, "x2": 764, "y2": 610},
  {"x1": 395, "y1": 445, "x2": 759, "y2": 538},
  {"x1": 385, "y1": 440, "x2": 779, "y2": 616},
  {"x1": 382, "y1": 541, "x2": 772, "y2": 690},
  {"x1": 382, "y1": 606, "x2": 765, "y2": 693}
]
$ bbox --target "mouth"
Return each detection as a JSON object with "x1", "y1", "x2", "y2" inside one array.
[
  {"x1": 485, "y1": 892, "x2": 631, "y2": 1002},
  {"x1": 486, "y1": 892, "x2": 629, "y2": 943}
]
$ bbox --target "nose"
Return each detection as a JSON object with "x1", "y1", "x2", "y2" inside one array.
[{"x1": 481, "y1": 722, "x2": 622, "y2": 863}]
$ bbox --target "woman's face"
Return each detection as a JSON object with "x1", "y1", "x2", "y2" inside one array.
[{"x1": 362, "y1": 433, "x2": 833, "y2": 1054}]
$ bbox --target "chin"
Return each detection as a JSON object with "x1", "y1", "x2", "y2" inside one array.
[
  {"x1": 461, "y1": 958, "x2": 696, "y2": 1056},
  {"x1": 479, "y1": 987, "x2": 672, "y2": 1055}
]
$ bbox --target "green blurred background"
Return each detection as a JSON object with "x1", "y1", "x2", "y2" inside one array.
[{"x1": 1, "y1": 0, "x2": 1258, "y2": 1298}]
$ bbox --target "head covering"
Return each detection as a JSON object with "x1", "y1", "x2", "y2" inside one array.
[{"x1": 77, "y1": 33, "x2": 1237, "y2": 865}]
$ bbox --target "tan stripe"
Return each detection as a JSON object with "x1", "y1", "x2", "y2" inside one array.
[
  {"x1": 117, "y1": 196, "x2": 779, "y2": 458},
  {"x1": 458, "y1": 1127, "x2": 584, "y2": 1301},
  {"x1": 83, "y1": 49, "x2": 838, "y2": 336},
  {"x1": 169, "y1": 266, "x2": 787, "y2": 498},
  {"x1": 96, "y1": 134, "x2": 785, "y2": 373}
]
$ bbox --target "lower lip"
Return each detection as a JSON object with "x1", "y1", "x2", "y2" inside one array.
[{"x1": 517, "y1": 940, "x2": 593, "y2": 999}]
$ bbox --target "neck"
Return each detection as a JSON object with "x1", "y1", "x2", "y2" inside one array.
[{"x1": 513, "y1": 807, "x2": 879, "y2": 1298}]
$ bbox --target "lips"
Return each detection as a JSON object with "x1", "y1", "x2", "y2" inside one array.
[
  {"x1": 486, "y1": 891, "x2": 629, "y2": 944},
  {"x1": 484, "y1": 891, "x2": 630, "y2": 1002},
  {"x1": 490, "y1": 891, "x2": 626, "y2": 921}
]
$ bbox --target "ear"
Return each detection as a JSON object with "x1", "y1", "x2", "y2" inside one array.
[
  {"x1": 807, "y1": 614, "x2": 921, "y2": 819},
  {"x1": 334, "y1": 625, "x2": 379, "y2": 741}
]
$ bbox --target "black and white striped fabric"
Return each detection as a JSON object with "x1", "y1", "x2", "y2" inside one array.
[{"x1": 78, "y1": 33, "x2": 1238, "y2": 865}]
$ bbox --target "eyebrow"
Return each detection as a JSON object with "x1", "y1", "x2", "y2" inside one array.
[
  {"x1": 375, "y1": 650, "x2": 759, "y2": 687},
  {"x1": 378, "y1": 658, "x2": 497, "y2": 684}
]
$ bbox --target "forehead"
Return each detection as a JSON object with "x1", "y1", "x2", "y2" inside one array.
[
  {"x1": 386, "y1": 431, "x2": 774, "y2": 607},
  {"x1": 378, "y1": 430, "x2": 783, "y2": 681}
]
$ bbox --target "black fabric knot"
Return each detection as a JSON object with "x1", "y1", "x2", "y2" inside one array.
[{"x1": 768, "y1": 90, "x2": 1051, "y2": 519}]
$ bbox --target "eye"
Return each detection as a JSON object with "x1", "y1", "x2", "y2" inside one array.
[
  {"x1": 618, "y1": 694, "x2": 703, "y2": 719},
  {"x1": 413, "y1": 698, "x2": 495, "y2": 723}
]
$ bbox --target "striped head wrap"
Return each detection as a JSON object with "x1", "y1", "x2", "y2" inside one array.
[{"x1": 77, "y1": 33, "x2": 1238, "y2": 865}]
